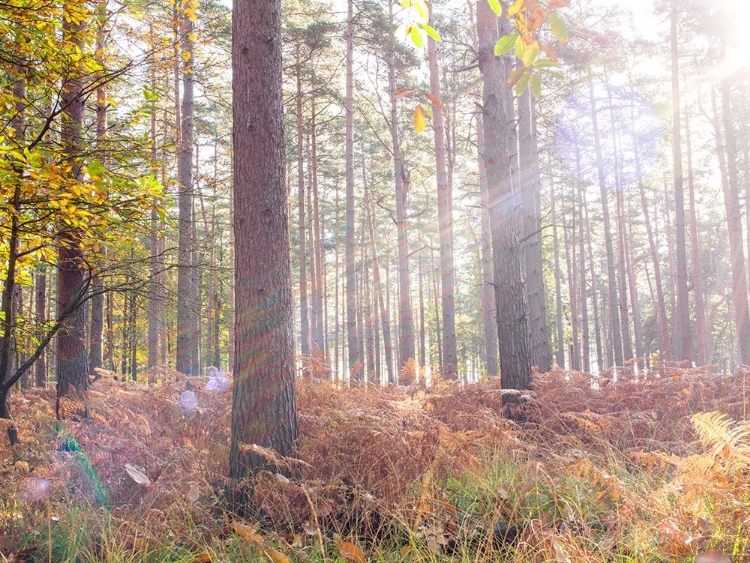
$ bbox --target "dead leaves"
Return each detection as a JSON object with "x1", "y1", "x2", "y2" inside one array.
[{"x1": 231, "y1": 521, "x2": 292, "y2": 563}]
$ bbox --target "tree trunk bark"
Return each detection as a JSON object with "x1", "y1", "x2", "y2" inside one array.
[
  {"x1": 670, "y1": 0, "x2": 691, "y2": 363},
  {"x1": 176, "y1": 0, "x2": 198, "y2": 375},
  {"x1": 427, "y1": 1, "x2": 457, "y2": 378},
  {"x1": 296, "y1": 50, "x2": 310, "y2": 358},
  {"x1": 477, "y1": 5, "x2": 531, "y2": 389},
  {"x1": 229, "y1": 0, "x2": 297, "y2": 478}
]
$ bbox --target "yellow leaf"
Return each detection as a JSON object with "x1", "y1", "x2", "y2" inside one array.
[
  {"x1": 508, "y1": 0, "x2": 524, "y2": 16},
  {"x1": 338, "y1": 541, "x2": 366, "y2": 563},
  {"x1": 413, "y1": 105, "x2": 426, "y2": 132},
  {"x1": 398, "y1": 0, "x2": 411, "y2": 7},
  {"x1": 263, "y1": 547, "x2": 291, "y2": 563},
  {"x1": 231, "y1": 522, "x2": 264, "y2": 545},
  {"x1": 413, "y1": 0, "x2": 429, "y2": 22},
  {"x1": 182, "y1": 50, "x2": 192, "y2": 62}
]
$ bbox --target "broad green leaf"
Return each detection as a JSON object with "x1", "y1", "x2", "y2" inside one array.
[
  {"x1": 530, "y1": 73, "x2": 541, "y2": 98},
  {"x1": 549, "y1": 13, "x2": 568, "y2": 43},
  {"x1": 494, "y1": 33, "x2": 518, "y2": 56},
  {"x1": 494, "y1": 33, "x2": 518, "y2": 57},
  {"x1": 514, "y1": 34, "x2": 525, "y2": 60},
  {"x1": 533, "y1": 58, "x2": 558, "y2": 68},
  {"x1": 521, "y1": 40, "x2": 539, "y2": 67},
  {"x1": 409, "y1": 26, "x2": 423, "y2": 48},
  {"x1": 487, "y1": 0, "x2": 503, "y2": 17},
  {"x1": 419, "y1": 23, "x2": 441, "y2": 41},
  {"x1": 515, "y1": 71, "x2": 530, "y2": 96}
]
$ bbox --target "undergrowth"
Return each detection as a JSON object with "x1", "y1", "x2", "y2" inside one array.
[{"x1": 0, "y1": 365, "x2": 748, "y2": 562}]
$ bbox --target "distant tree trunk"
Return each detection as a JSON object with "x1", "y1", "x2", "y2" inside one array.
[
  {"x1": 427, "y1": 1, "x2": 456, "y2": 378},
  {"x1": 684, "y1": 105, "x2": 703, "y2": 365},
  {"x1": 388, "y1": 2, "x2": 414, "y2": 374},
  {"x1": 633, "y1": 120, "x2": 671, "y2": 363},
  {"x1": 625, "y1": 218, "x2": 644, "y2": 371},
  {"x1": 334, "y1": 185, "x2": 340, "y2": 380},
  {"x1": 147, "y1": 35, "x2": 159, "y2": 373},
  {"x1": 176, "y1": 0, "x2": 198, "y2": 375},
  {"x1": 715, "y1": 44, "x2": 750, "y2": 364},
  {"x1": 430, "y1": 250, "x2": 442, "y2": 373},
  {"x1": 296, "y1": 50, "x2": 310, "y2": 358},
  {"x1": 477, "y1": 5, "x2": 531, "y2": 389},
  {"x1": 670, "y1": 0, "x2": 691, "y2": 363},
  {"x1": 418, "y1": 259, "x2": 426, "y2": 374},
  {"x1": 35, "y1": 268, "x2": 47, "y2": 387},
  {"x1": 589, "y1": 79, "x2": 624, "y2": 367},
  {"x1": 564, "y1": 193, "x2": 580, "y2": 371},
  {"x1": 576, "y1": 176, "x2": 590, "y2": 373},
  {"x1": 345, "y1": 0, "x2": 359, "y2": 377},
  {"x1": 364, "y1": 159, "x2": 394, "y2": 385},
  {"x1": 518, "y1": 91, "x2": 551, "y2": 373},
  {"x1": 229, "y1": 0, "x2": 297, "y2": 478},
  {"x1": 89, "y1": 0, "x2": 107, "y2": 375},
  {"x1": 477, "y1": 114, "x2": 499, "y2": 375},
  {"x1": 549, "y1": 166, "x2": 565, "y2": 369},
  {"x1": 311, "y1": 101, "x2": 325, "y2": 355},
  {"x1": 57, "y1": 5, "x2": 89, "y2": 410},
  {"x1": 582, "y1": 188, "x2": 604, "y2": 371}
]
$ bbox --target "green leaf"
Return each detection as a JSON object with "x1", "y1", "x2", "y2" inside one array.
[
  {"x1": 549, "y1": 13, "x2": 568, "y2": 43},
  {"x1": 530, "y1": 73, "x2": 541, "y2": 99},
  {"x1": 521, "y1": 40, "x2": 539, "y2": 67},
  {"x1": 487, "y1": 0, "x2": 503, "y2": 17},
  {"x1": 493, "y1": 33, "x2": 518, "y2": 56},
  {"x1": 409, "y1": 25, "x2": 423, "y2": 48},
  {"x1": 515, "y1": 71, "x2": 530, "y2": 97},
  {"x1": 419, "y1": 23, "x2": 441, "y2": 41},
  {"x1": 533, "y1": 58, "x2": 558, "y2": 68},
  {"x1": 514, "y1": 34, "x2": 525, "y2": 60}
]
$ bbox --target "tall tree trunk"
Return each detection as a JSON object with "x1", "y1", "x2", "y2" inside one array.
[
  {"x1": 35, "y1": 268, "x2": 47, "y2": 387},
  {"x1": 670, "y1": 0, "x2": 691, "y2": 363},
  {"x1": 311, "y1": 101, "x2": 325, "y2": 354},
  {"x1": 564, "y1": 192, "x2": 580, "y2": 371},
  {"x1": 583, "y1": 189, "x2": 604, "y2": 371},
  {"x1": 589, "y1": 78, "x2": 624, "y2": 367},
  {"x1": 345, "y1": 0, "x2": 359, "y2": 376},
  {"x1": 716, "y1": 44, "x2": 750, "y2": 365},
  {"x1": 550, "y1": 164, "x2": 565, "y2": 369},
  {"x1": 518, "y1": 91, "x2": 551, "y2": 373},
  {"x1": 388, "y1": 2, "x2": 415, "y2": 374},
  {"x1": 147, "y1": 28, "x2": 159, "y2": 372},
  {"x1": 57, "y1": 4, "x2": 89, "y2": 412},
  {"x1": 576, "y1": 175, "x2": 591, "y2": 373},
  {"x1": 176, "y1": 0, "x2": 198, "y2": 375},
  {"x1": 684, "y1": 103, "x2": 703, "y2": 365},
  {"x1": 296, "y1": 50, "x2": 310, "y2": 358},
  {"x1": 89, "y1": 0, "x2": 107, "y2": 375},
  {"x1": 229, "y1": 0, "x2": 297, "y2": 478},
  {"x1": 477, "y1": 6, "x2": 531, "y2": 389},
  {"x1": 477, "y1": 114, "x2": 499, "y2": 375},
  {"x1": 427, "y1": 1, "x2": 456, "y2": 378}
]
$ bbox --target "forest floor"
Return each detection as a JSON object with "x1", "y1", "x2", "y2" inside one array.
[{"x1": 0, "y1": 365, "x2": 748, "y2": 562}]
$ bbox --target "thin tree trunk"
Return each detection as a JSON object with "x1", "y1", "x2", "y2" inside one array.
[
  {"x1": 296, "y1": 50, "x2": 310, "y2": 358},
  {"x1": 35, "y1": 268, "x2": 47, "y2": 387},
  {"x1": 427, "y1": 0, "x2": 456, "y2": 378},
  {"x1": 670, "y1": 0, "x2": 691, "y2": 362},
  {"x1": 176, "y1": 0, "x2": 198, "y2": 375},
  {"x1": 716, "y1": 50, "x2": 750, "y2": 364},
  {"x1": 589, "y1": 78, "x2": 624, "y2": 367},
  {"x1": 550, "y1": 164, "x2": 565, "y2": 369},
  {"x1": 519, "y1": 90, "x2": 551, "y2": 373},
  {"x1": 345, "y1": 0, "x2": 359, "y2": 376},
  {"x1": 477, "y1": 114, "x2": 499, "y2": 375},
  {"x1": 583, "y1": 190, "x2": 604, "y2": 371}
]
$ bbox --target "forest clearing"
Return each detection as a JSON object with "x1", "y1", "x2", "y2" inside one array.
[{"x1": 1, "y1": 0, "x2": 750, "y2": 559}]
